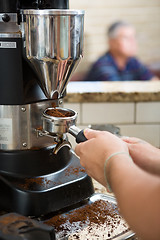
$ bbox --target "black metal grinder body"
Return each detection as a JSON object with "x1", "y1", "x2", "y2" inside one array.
[{"x1": 0, "y1": 0, "x2": 94, "y2": 217}]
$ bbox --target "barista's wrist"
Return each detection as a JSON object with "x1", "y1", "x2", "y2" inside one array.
[{"x1": 104, "y1": 152, "x2": 132, "y2": 192}]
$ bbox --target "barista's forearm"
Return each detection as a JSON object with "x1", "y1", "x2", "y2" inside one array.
[{"x1": 106, "y1": 155, "x2": 160, "y2": 240}]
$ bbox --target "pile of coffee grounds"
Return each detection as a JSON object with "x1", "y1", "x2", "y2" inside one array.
[
  {"x1": 45, "y1": 199, "x2": 129, "y2": 239},
  {"x1": 46, "y1": 108, "x2": 74, "y2": 118}
]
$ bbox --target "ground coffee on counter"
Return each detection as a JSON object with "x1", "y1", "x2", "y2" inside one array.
[{"x1": 45, "y1": 199, "x2": 129, "y2": 239}]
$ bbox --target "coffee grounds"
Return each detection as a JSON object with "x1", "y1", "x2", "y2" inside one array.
[
  {"x1": 64, "y1": 166, "x2": 86, "y2": 176},
  {"x1": 17, "y1": 166, "x2": 85, "y2": 190},
  {"x1": 51, "y1": 103, "x2": 56, "y2": 108},
  {"x1": 46, "y1": 108, "x2": 74, "y2": 118},
  {"x1": 18, "y1": 177, "x2": 52, "y2": 190},
  {"x1": 44, "y1": 199, "x2": 128, "y2": 239},
  {"x1": 17, "y1": 166, "x2": 86, "y2": 191},
  {"x1": 45, "y1": 200, "x2": 118, "y2": 230}
]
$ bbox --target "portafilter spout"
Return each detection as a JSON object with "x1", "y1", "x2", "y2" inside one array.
[{"x1": 22, "y1": 9, "x2": 84, "y2": 99}]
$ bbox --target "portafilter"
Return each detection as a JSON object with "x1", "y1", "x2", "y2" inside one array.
[{"x1": 42, "y1": 107, "x2": 87, "y2": 143}]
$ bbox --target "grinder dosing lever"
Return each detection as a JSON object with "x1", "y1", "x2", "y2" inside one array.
[{"x1": 42, "y1": 107, "x2": 87, "y2": 144}]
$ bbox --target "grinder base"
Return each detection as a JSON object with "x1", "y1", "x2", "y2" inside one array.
[{"x1": 0, "y1": 150, "x2": 94, "y2": 217}]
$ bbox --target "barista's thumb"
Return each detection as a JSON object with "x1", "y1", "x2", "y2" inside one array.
[{"x1": 83, "y1": 128, "x2": 100, "y2": 140}]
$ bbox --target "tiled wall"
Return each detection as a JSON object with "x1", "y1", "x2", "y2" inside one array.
[
  {"x1": 63, "y1": 102, "x2": 160, "y2": 148},
  {"x1": 69, "y1": 0, "x2": 160, "y2": 73}
]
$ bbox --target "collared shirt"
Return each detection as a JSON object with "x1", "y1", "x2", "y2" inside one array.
[{"x1": 84, "y1": 52, "x2": 154, "y2": 81}]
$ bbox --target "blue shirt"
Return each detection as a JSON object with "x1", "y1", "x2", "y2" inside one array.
[{"x1": 84, "y1": 52, "x2": 154, "y2": 81}]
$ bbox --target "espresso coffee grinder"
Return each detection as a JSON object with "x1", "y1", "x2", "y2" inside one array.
[{"x1": 0, "y1": 0, "x2": 94, "y2": 218}]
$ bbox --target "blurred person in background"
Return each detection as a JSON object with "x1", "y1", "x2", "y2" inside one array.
[{"x1": 84, "y1": 21, "x2": 159, "y2": 81}]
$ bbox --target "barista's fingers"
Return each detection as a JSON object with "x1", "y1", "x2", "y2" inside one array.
[
  {"x1": 83, "y1": 128, "x2": 101, "y2": 140},
  {"x1": 75, "y1": 143, "x2": 86, "y2": 168},
  {"x1": 121, "y1": 136, "x2": 147, "y2": 144},
  {"x1": 75, "y1": 142, "x2": 84, "y2": 157},
  {"x1": 121, "y1": 136, "x2": 132, "y2": 143}
]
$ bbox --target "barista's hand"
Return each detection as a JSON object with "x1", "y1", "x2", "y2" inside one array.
[
  {"x1": 75, "y1": 129, "x2": 128, "y2": 187},
  {"x1": 122, "y1": 136, "x2": 160, "y2": 175}
]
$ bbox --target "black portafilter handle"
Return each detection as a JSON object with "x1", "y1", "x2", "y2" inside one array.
[{"x1": 69, "y1": 126, "x2": 88, "y2": 143}]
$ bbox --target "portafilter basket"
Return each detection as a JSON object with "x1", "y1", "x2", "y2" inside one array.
[{"x1": 42, "y1": 107, "x2": 87, "y2": 143}]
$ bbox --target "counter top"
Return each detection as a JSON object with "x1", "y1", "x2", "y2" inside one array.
[
  {"x1": 65, "y1": 81, "x2": 160, "y2": 102},
  {"x1": 92, "y1": 179, "x2": 109, "y2": 195}
]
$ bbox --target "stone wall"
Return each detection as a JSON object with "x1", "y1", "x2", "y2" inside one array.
[
  {"x1": 64, "y1": 101, "x2": 160, "y2": 149},
  {"x1": 70, "y1": 0, "x2": 160, "y2": 73}
]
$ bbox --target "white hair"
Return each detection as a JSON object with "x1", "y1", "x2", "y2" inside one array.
[{"x1": 107, "y1": 21, "x2": 132, "y2": 39}]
